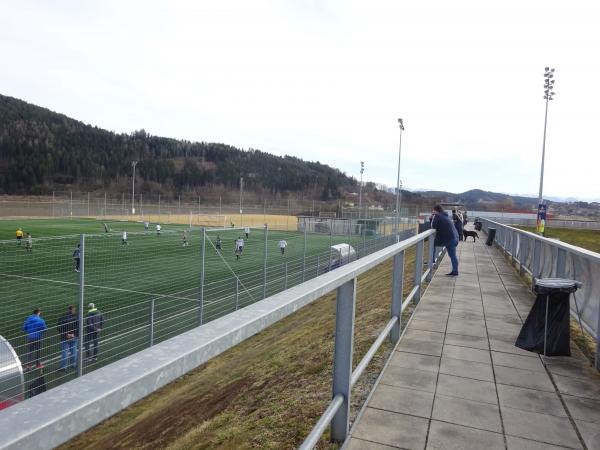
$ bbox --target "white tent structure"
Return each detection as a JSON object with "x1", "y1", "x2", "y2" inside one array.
[{"x1": 329, "y1": 244, "x2": 357, "y2": 270}]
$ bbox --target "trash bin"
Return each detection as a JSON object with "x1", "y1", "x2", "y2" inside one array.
[
  {"x1": 515, "y1": 278, "x2": 582, "y2": 356},
  {"x1": 485, "y1": 228, "x2": 496, "y2": 246},
  {"x1": 474, "y1": 219, "x2": 482, "y2": 231}
]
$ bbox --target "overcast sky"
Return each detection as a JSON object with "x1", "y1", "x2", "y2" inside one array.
[{"x1": 1, "y1": 1, "x2": 598, "y2": 200}]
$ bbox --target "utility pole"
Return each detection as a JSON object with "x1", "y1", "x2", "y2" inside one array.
[{"x1": 537, "y1": 67, "x2": 556, "y2": 236}]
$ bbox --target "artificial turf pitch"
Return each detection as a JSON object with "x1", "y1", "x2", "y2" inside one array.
[{"x1": 0, "y1": 218, "x2": 388, "y2": 396}]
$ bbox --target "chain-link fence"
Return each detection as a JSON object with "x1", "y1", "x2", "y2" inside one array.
[
  {"x1": 0, "y1": 191, "x2": 400, "y2": 222},
  {"x1": 0, "y1": 216, "x2": 417, "y2": 407}
]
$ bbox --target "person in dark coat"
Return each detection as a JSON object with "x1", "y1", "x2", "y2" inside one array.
[
  {"x1": 21, "y1": 308, "x2": 47, "y2": 369},
  {"x1": 431, "y1": 205, "x2": 459, "y2": 276},
  {"x1": 57, "y1": 305, "x2": 79, "y2": 370},
  {"x1": 452, "y1": 209, "x2": 464, "y2": 241},
  {"x1": 85, "y1": 303, "x2": 104, "y2": 362}
]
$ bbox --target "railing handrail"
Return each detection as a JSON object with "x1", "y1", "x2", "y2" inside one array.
[
  {"x1": 483, "y1": 218, "x2": 600, "y2": 261},
  {"x1": 0, "y1": 229, "x2": 435, "y2": 450}
]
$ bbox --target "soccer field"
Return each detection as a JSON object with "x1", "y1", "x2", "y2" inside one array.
[{"x1": 0, "y1": 218, "x2": 397, "y2": 399}]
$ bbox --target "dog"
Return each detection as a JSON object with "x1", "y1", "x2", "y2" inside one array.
[{"x1": 463, "y1": 230, "x2": 479, "y2": 242}]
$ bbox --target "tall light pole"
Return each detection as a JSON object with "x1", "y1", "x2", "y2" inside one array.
[
  {"x1": 358, "y1": 161, "x2": 365, "y2": 220},
  {"x1": 537, "y1": 67, "x2": 556, "y2": 235},
  {"x1": 239, "y1": 176, "x2": 244, "y2": 226},
  {"x1": 131, "y1": 161, "x2": 138, "y2": 215},
  {"x1": 395, "y1": 118, "x2": 404, "y2": 237}
]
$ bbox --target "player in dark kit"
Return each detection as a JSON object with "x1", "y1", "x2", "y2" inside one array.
[
  {"x1": 215, "y1": 235, "x2": 222, "y2": 254},
  {"x1": 73, "y1": 244, "x2": 81, "y2": 273}
]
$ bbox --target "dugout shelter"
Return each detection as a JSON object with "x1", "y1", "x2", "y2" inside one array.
[
  {"x1": 329, "y1": 244, "x2": 357, "y2": 270},
  {"x1": 0, "y1": 335, "x2": 24, "y2": 411}
]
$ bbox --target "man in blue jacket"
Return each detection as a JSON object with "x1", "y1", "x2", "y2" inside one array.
[
  {"x1": 431, "y1": 205, "x2": 459, "y2": 276},
  {"x1": 22, "y1": 308, "x2": 47, "y2": 370}
]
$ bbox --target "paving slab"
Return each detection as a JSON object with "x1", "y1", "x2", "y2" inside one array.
[
  {"x1": 426, "y1": 420, "x2": 504, "y2": 450},
  {"x1": 352, "y1": 408, "x2": 429, "y2": 449},
  {"x1": 347, "y1": 237, "x2": 598, "y2": 450},
  {"x1": 436, "y1": 373, "x2": 498, "y2": 404},
  {"x1": 389, "y1": 351, "x2": 440, "y2": 373}
]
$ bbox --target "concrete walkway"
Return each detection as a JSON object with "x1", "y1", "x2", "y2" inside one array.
[{"x1": 346, "y1": 236, "x2": 600, "y2": 450}]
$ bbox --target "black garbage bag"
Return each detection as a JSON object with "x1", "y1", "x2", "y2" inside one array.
[{"x1": 515, "y1": 279, "x2": 580, "y2": 356}]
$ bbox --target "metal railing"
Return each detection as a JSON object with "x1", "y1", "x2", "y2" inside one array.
[
  {"x1": 481, "y1": 218, "x2": 600, "y2": 370},
  {"x1": 0, "y1": 229, "x2": 437, "y2": 450}
]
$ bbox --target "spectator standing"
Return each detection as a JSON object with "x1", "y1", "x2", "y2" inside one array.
[
  {"x1": 21, "y1": 309, "x2": 47, "y2": 369},
  {"x1": 431, "y1": 205, "x2": 459, "y2": 276},
  {"x1": 85, "y1": 303, "x2": 104, "y2": 362},
  {"x1": 57, "y1": 305, "x2": 79, "y2": 371},
  {"x1": 451, "y1": 209, "x2": 464, "y2": 242}
]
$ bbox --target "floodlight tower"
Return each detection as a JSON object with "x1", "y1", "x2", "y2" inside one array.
[
  {"x1": 537, "y1": 67, "x2": 556, "y2": 235},
  {"x1": 358, "y1": 161, "x2": 365, "y2": 220},
  {"x1": 131, "y1": 161, "x2": 138, "y2": 215},
  {"x1": 395, "y1": 118, "x2": 404, "y2": 236}
]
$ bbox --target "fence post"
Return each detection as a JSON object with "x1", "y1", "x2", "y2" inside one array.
[
  {"x1": 284, "y1": 262, "x2": 288, "y2": 289},
  {"x1": 414, "y1": 239, "x2": 424, "y2": 304},
  {"x1": 390, "y1": 250, "x2": 405, "y2": 343},
  {"x1": 330, "y1": 279, "x2": 356, "y2": 443},
  {"x1": 87, "y1": 192, "x2": 90, "y2": 217},
  {"x1": 426, "y1": 234, "x2": 434, "y2": 281},
  {"x1": 235, "y1": 278, "x2": 240, "y2": 310},
  {"x1": 329, "y1": 218, "x2": 333, "y2": 270},
  {"x1": 70, "y1": 191, "x2": 73, "y2": 218},
  {"x1": 362, "y1": 222, "x2": 367, "y2": 257},
  {"x1": 52, "y1": 191, "x2": 55, "y2": 217},
  {"x1": 149, "y1": 299, "x2": 155, "y2": 346},
  {"x1": 77, "y1": 234, "x2": 85, "y2": 377},
  {"x1": 158, "y1": 194, "x2": 161, "y2": 219},
  {"x1": 316, "y1": 255, "x2": 320, "y2": 277},
  {"x1": 104, "y1": 191, "x2": 107, "y2": 217},
  {"x1": 199, "y1": 227, "x2": 206, "y2": 325},
  {"x1": 302, "y1": 226, "x2": 307, "y2": 282},
  {"x1": 263, "y1": 224, "x2": 268, "y2": 299}
]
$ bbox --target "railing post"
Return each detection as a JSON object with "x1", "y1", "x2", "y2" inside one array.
[
  {"x1": 235, "y1": 278, "x2": 240, "y2": 310},
  {"x1": 596, "y1": 311, "x2": 600, "y2": 371},
  {"x1": 284, "y1": 262, "x2": 288, "y2": 289},
  {"x1": 556, "y1": 248, "x2": 567, "y2": 278},
  {"x1": 426, "y1": 233, "x2": 434, "y2": 281},
  {"x1": 511, "y1": 231, "x2": 518, "y2": 265},
  {"x1": 390, "y1": 251, "x2": 405, "y2": 343},
  {"x1": 199, "y1": 227, "x2": 206, "y2": 325},
  {"x1": 414, "y1": 239, "x2": 424, "y2": 303},
  {"x1": 263, "y1": 224, "x2": 268, "y2": 299},
  {"x1": 77, "y1": 233, "x2": 85, "y2": 377},
  {"x1": 532, "y1": 239, "x2": 542, "y2": 291},
  {"x1": 330, "y1": 279, "x2": 356, "y2": 443},
  {"x1": 519, "y1": 236, "x2": 526, "y2": 276},
  {"x1": 302, "y1": 226, "x2": 307, "y2": 282},
  {"x1": 149, "y1": 298, "x2": 155, "y2": 346},
  {"x1": 329, "y1": 218, "x2": 333, "y2": 270}
]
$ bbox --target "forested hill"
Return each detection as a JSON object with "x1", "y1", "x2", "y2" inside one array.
[{"x1": 0, "y1": 94, "x2": 356, "y2": 198}]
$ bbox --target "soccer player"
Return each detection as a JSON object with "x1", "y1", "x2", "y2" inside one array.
[
  {"x1": 235, "y1": 236, "x2": 244, "y2": 260},
  {"x1": 156, "y1": 223, "x2": 162, "y2": 236},
  {"x1": 244, "y1": 227, "x2": 250, "y2": 239},
  {"x1": 16, "y1": 228, "x2": 23, "y2": 245},
  {"x1": 278, "y1": 239, "x2": 288, "y2": 255},
  {"x1": 182, "y1": 230, "x2": 189, "y2": 247},
  {"x1": 121, "y1": 230, "x2": 128, "y2": 246},
  {"x1": 215, "y1": 235, "x2": 222, "y2": 254},
  {"x1": 144, "y1": 221, "x2": 149, "y2": 234},
  {"x1": 25, "y1": 233, "x2": 33, "y2": 253},
  {"x1": 73, "y1": 244, "x2": 81, "y2": 273},
  {"x1": 103, "y1": 223, "x2": 110, "y2": 233}
]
